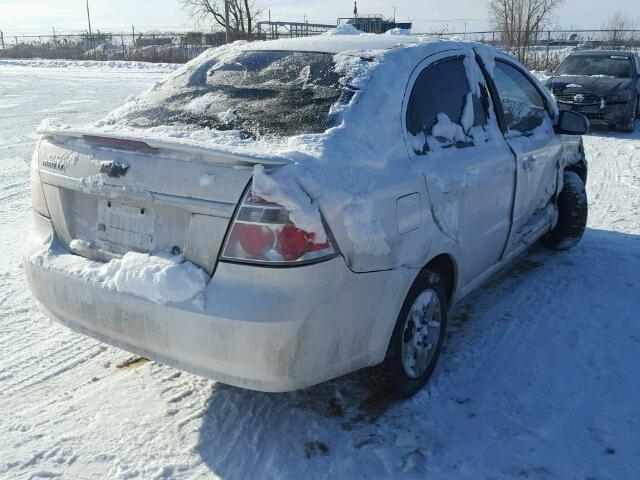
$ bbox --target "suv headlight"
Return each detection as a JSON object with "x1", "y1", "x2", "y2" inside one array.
[{"x1": 605, "y1": 91, "x2": 633, "y2": 104}]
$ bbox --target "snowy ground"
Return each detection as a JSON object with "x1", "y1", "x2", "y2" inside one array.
[{"x1": 1, "y1": 61, "x2": 639, "y2": 480}]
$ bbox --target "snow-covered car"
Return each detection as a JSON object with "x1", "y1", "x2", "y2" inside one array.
[
  {"x1": 545, "y1": 50, "x2": 640, "y2": 132},
  {"x1": 25, "y1": 33, "x2": 589, "y2": 397}
]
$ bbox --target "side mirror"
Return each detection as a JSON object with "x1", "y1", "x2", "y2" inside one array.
[{"x1": 555, "y1": 110, "x2": 589, "y2": 135}]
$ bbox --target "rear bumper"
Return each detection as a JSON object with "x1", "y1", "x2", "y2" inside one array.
[
  {"x1": 558, "y1": 100, "x2": 635, "y2": 126},
  {"x1": 24, "y1": 213, "x2": 409, "y2": 392}
]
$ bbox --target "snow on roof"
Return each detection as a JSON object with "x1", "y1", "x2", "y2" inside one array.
[{"x1": 245, "y1": 29, "x2": 431, "y2": 54}]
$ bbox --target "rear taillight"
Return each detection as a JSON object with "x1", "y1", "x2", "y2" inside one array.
[{"x1": 221, "y1": 188, "x2": 336, "y2": 265}]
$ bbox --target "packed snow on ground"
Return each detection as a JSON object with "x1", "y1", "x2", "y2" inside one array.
[{"x1": 1, "y1": 56, "x2": 640, "y2": 480}]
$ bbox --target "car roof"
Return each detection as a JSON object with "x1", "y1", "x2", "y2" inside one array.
[
  {"x1": 244, "y1": 32, "x2": 435, "y2": 55},
  {"x1": 568, "y1": 49, "x2": 635, "y2": 58}
]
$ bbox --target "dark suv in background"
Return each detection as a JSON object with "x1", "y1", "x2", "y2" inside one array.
[{"x1": 545, "y1": 50, "x2": 640, "y2": 132}]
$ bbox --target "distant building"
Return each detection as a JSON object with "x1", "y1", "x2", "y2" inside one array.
[{"x1": 338, "y1": 2, "x2": 412, "y2": 34}]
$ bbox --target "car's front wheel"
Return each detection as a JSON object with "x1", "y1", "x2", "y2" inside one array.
[
  {"x1": 370, "y1": 270, "x2": 447, "y2": 398},
  {"x1": 540, "y1": 170, "x2": 588, "y2": 250}
]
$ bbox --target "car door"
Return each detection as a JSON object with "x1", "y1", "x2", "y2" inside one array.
[
  {"x1": 490, "y1": 59, "x2": 563, "y2": 251},
  {"x1": 403, "y1": 50, "x2": 517, "y2": 285}
]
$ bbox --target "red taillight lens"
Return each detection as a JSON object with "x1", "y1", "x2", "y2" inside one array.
[
  {"x1": 233, "y1": 224, "x2": 276, "y2": 258},
  {"x1": 221, "y1": 187, "x2": 335, "y2": 265}
]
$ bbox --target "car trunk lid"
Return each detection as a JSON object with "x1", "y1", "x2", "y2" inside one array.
[{"x1": 36, "y1": 128, "x2": 287, "y2": 274}]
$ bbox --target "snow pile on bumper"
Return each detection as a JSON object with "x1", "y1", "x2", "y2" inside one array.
[{"x1": 29, "y1": 245, "x2": 208, "y2": 306}]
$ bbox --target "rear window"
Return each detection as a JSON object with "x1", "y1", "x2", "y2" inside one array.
[
  {"x1": 556, "y1": 54, "x2": 633, "y2": 78},
  {"x1": 406, "y1": 57, "x2": 487, "y2": 153},
  {"x1": 113, "y1": 50, "x2": 353, "y2": 139},
  {"x1": 406, "y1": 58, "x2": 471, "y2": 137}
]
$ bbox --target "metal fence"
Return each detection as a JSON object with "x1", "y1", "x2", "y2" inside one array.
[
  {"x1": 0, "y1": 31, "x2": 237, "y2": 63},
  {"x1": 1, "y1": 28, "x2": 639, "y2": 69}
]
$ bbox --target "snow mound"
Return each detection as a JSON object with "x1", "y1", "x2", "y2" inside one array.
[
  {"x1": 100, "y1": 251, "x2": 209, "y2": 305},
  {"x1": 431, "y1": 113, "x2": 466, "y2": 143},
  {"x1": 30, "y1": 247, "x2": 208, "y2": 306},
  {"x1": 323, "y1": 24, "x2": 361, "y2": 36}
]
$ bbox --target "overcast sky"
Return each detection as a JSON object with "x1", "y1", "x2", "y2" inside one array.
[{"x1": 1, "y1": 0, "x2": 639, "y2": 36}]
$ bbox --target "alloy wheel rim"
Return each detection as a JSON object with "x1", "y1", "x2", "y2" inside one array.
[{"x1": 401, "y1": 289, "x2": 442, "y2": 379}]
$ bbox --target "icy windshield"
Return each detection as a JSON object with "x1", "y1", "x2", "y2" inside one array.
[
  {"x1": 113, "y1": 50, "x2": 352, "y2": 139},
  {"x1": 556, "y1": 54, "x2": 633, "y2": 78}
]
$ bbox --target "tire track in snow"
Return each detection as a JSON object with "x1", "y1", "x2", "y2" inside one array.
[{"x1": 0, "y1": 332, "x2": 104, "y2": 396}]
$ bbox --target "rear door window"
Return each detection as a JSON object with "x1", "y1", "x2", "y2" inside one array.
[
  {"x1": 492, "y1": 61, "x2": 549, "y2": 134},
  {"x1": 406, "y1": 57, "x2": 486, "y2": 154}
]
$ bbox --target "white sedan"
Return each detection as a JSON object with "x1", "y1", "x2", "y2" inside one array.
[{"x1": 25, "y1": 32, "x2": 588, "y2": 397}]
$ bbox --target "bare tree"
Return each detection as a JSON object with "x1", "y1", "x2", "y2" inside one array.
[
  {"x1": 601, "y1": 11, "x2": 638, "y2": 47},
  {"x1": 488, "y1": 0, "x2": 563, "y2": 63},
  {"x1": 180, "y1": 0, "x2": 262, "y2": 35}
]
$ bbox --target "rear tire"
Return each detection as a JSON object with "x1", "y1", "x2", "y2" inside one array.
[
  {"x1": 540, "y1": 171, "x2": 588, "y2": 250},
  {"x1": 369, "y1": 270, "x2": 447, "y2": 398}
]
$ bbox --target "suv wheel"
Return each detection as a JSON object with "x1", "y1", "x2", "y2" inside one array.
[
  {"x1": 370, "y1": 270, "x2": 447, "y2": 398},
  {"x1": 540, "y1": 171, "x2": 588, "y2": 250}
]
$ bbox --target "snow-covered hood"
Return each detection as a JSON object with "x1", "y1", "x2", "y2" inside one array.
[{"x1": 548, "y1": 75, "x2": 635, "y2": 95}]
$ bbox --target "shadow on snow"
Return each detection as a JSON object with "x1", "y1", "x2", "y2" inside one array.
[{"x1": 194, "y1": 228, "x2": 640, "y2": 478}]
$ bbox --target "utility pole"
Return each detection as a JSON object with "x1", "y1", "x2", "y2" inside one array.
[
  {"x1": 86, "y1": 0, "x2": 93, "y2": 46},
  {"x1": 392, "y1": 6, "x2": 397, "y2": 23},
  {"x1": 224, "y1": 0, "x2": 231, "y2": 44},
  {"x1": 0, "y1": 30, "x2": 4, "y2": 50}
]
